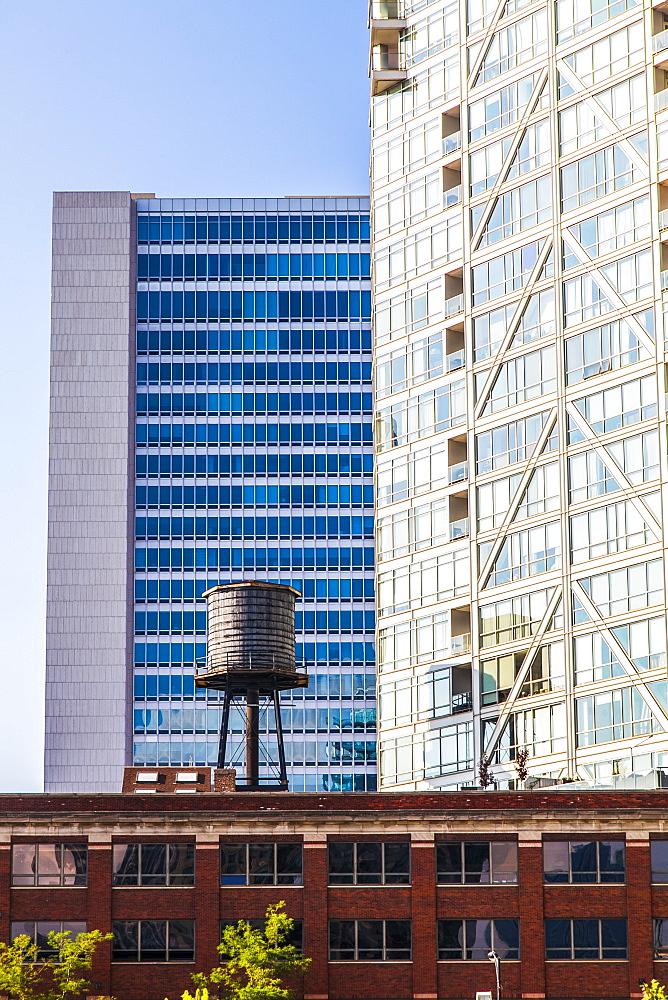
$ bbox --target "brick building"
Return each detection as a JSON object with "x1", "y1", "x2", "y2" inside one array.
[{"x1": 2, "y1": 784, "x2": 668, "y2": 1000}]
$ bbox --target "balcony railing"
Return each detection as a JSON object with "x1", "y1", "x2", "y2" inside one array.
[
  {"x1": 444, "y1": 293, "x2": 464, "y2": 318},
  {"x1": 370, "y1": 0, "x2": 402, "y2": 16},
  {"x1": 656, "y1": 90, "x2": 668, "y2": 112},
  {"x1": 452, "y1": 691, "x2": 473, "y2": 713},
  {"x1": 654, "y1": 28, "x2": 668, "y2": 53},
  {"x1": 660, "y1": 210, "x2": 668, "y2": 230},
  {"x1": 448, "y1": 460, "x2": 468, "y2": 484},
  {"x1": 371, "y1": 49, "x2": 403, "y2": 71},
  {"x1": 449, "y1": 517, "x2": 469, "y2": 541},
  {"x1": 443, "y1": 132, "x2": 461, "y2": 155},
  {"x1": 444, "y1": 185, "x2": 462, "y2": 208},
  {"x1": 446, "y1": 348, "x2": 465, "y2": 372},
  {"x1": 661, "y1": 269, "x2": 668, "y2": 291}
]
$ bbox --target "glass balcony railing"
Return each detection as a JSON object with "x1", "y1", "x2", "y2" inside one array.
[
  {"x1": 656, "y1": 90, "x2": 668, "y2": 112},
  {"x1": 654, "y1": 28, "x2": 668, "y2": 53},
  {"x1": 447, "y1": 460, "x2": 468, "y2": 484},
  {"x1": 372, "y1": 50, "x2": 403, "y2": 71},
  {"x1": 370, "y1": 0, "x2": 402, "y2": 16},
  {"x1": 443, "y1": 132, "x2": 461, "y2": 155},
  {"x1": 449, "y1": 517, "x2": 469, "y2": 541},
  {"x1": 446, "y1": 348, "x2": 465, "y2": 371},
  {"x1": 444, "y1": 293, "x2": 464, "y2": 318},
  {"x1": 660, "y1": 210, "x2": 668, "y2": 230},
  {"x1": 661, "y1": 269, "x2": 668, "y2": 291},
  {"x1": 444, "y1": 185, "x2": 462, "y2": 207}
]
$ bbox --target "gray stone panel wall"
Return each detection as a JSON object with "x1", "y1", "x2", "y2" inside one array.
[{"x1": 45, "y1": 192, "x2": 135, "y2": 792}]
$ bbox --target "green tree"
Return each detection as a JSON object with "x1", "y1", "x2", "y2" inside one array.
[
  {"x1": 187, "y1": 902, "x2": 310, "y2": 1000},
  {"x1": 642, "y1": 981, "x2": 668, "y2": 1000},
  {"x1": 0, "y1": 929, "x2": 113, "y2": 1000}
]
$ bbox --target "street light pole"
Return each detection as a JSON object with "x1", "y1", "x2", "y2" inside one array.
[{"x1": 488, "y1": 950, "x2": 501, "y2": 1000}]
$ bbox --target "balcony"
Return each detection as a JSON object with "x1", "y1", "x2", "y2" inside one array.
[
  {"x1": 656, "y1": 89, "x2": 668, "y2": 113},
  {"x1": 450, "y1": 633, "x2": 472, "y2": 657},
  {"x1": 447, "y1": 460, "x2": 468, "y2": 485},
  {"x1": 662, "y1": 269, "x2": 668, "y2": 291},
  {"x1": 370, "y1": 47, "x2": 407, "y2": 95},
  {"x1": 443, "y1": 131, "x2": 461, "y2": 156},
  {"x1": 443, "y1": 292, "x2": 464, "y2": 319},
  {"x1": 443, "y1": 184, "x2": 462, "y2": 208},
  {"x1": 452, "y1": 691, "x2": 473, "y2": 714},
  {"x1": 370, "y1": 0, "x2": 402, "y2": 17},
  {"x1": 446, "y1": 348, "x2": 465, "y2": 372}
]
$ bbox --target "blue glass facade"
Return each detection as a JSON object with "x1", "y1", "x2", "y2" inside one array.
[{"x1": 131, "y1": 197, "x2": 377, "y2": 792}]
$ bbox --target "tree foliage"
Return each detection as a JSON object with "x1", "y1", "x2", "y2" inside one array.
[
  {"x1": 0, "y1": 929, "x2": 112, "y2": 1000},
  {"x1": 187, "y1": 902, "x2": 310, "y2": 1000},
  {"x1": 642, "y1": 981, "x2": 668, "y2": 1000}
]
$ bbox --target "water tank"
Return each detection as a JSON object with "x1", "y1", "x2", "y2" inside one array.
[{"x1": 203, "y1": 581, "x2": 299, "y2": 680}]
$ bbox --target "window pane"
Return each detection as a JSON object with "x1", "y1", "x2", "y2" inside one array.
[
  {"x1": 570, "y1": 842, "x2": 597, "y2": 883},
  {"x1": 601, "y1": 919, "x2": 627, "y2": 959},
  {"x1": 357, "y1": 920, "x2": 384, "y2": 960},
  {"x1": 113, "y1": 921, "x2": 139, "y2": 961},
  {"x1": 221, "y1": 844, "x2": 247, "y2": 885},
  {"x1": 599, "y1": 841, "x2": 625, "y2": 883},
  {"x1": 491, "y1": 843, "x2": 518, "y2": 884},
  {"x1": 572, "y1": 919, "x2": 599, "y2": 959},
  {"x1": 140, "y1": 844, "x2": 167, "y2": 886},
  {"x1": 356, "y1": 842, "x2": 383, "y2": 884},
  {"x1": 543, "y1": 842, "x2": 569, "y2": 883},
  {"x1": 652, "y1": 841, "x2": 668, "y2": 883},
  {"x1": 276, "y1": 844, "x2": 302, "y2": 885},
  {"x1": 545, "y1": 918, "x2": 571, "y2": 959},
  {"x1": 113, "y1": 845, "x2": 140, "y2": 886},
  {"x1": 12, "y1": 845, "x2": 36, "y2": 886},
  {"x1": 464, "y1": 843, "x2": 491, "y2": 883},
  {"x1": 168, "y1": 844, "x2": 195, "y2": 886},
  {"x1": 329, "y1": 920, "x2": 356, "y2": 960},
  {"x1": 248, "y1": 844, "x2": 275, "y2": 885},
  {"x1": 35, "y1": 922, "x2": 61, "y2": 959},
  {"x1": 168, "y1": 920, "x2": 195, "y2": 961},
  {"x1": 140, "y1": 920, "x2": 167, "y2": 962},
  {"x1": 329, "y1": 843, "x2": 355, "y2": 884},
  {"x1": 654, "y1": 918, "x2": 668, "y2": 958},
  {"x1": 493, "y1": 919, "x2": 519, "y2": 959},
  {"x1": 36, "y1": 845, "x2": 61, "y2": 886},
  {"x1": 466, "y1": 919, "x2": 492, "y2": 960},
  {"x1": 62, "y1": 845, "x2": 87, "y2": 887},
  {"x1": 384, "y1": 842, "x2": 411, "y2": 884},
  {"x1": 438, "y1": 919, "x2": 463, "y2": 959},
  {"x1": 437, "y1": 843, "x2": 463, "y2": 883},
  {"x1": 385, "y1": 920, "x2": 411, "y2": 959}
]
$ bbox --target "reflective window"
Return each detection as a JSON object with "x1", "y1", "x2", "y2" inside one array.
[
  {"x1": 436, "y1": 842, "x2": 518, "y2": 884},
  {"x1": 11, "y1": 922, "x2": 87, "y2": 960},
  {"x1": 329, "y1": 919, "x2": 411, "y2": 960},
  {"x1": 328, "y1": 842, "x2": 410, "y2": 885},
  {"x1": 220, "y1": 843, "x2": 302, "y2": 886},
  {"x1": 112, "y1": 919, "x2": 194, "y2": 962},
  {"x1": 544, "y1": 918, "x2": 627, "y2": 959},
  {"x1": 112, "y1": 843, "x2": 195, "y2": 887},
  {"x1": 438, "y1": 918, "x2": 520, "y2": 959},
  {"x1": 11, "y1": 845, "x2": 87, "y2": 887},
  {"x1": 544, "y1": 840, "x2": 625, "y2": 883}
]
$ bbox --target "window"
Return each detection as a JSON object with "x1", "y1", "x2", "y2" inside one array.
[
  {"x1": 476, "y1": 411, "x2": 554, "y2": 474},
  {"x1": 112, "y1": 843, "x2": 195, "y2": 887},
  {"x1": 484, "y1": 521, "x2": 561, "y2": 587},
  {"x1": 651, "y1": 842, "x2": 668, "y2": 883},
  {"x1": 477, "y1": 176, "x2": 551, "y2": 246},
  {"x1": 373, "y1": 118, "x2": 443, "y2": 186},
  {"x1": 568, "y1": 196, "x2": 649, "y2": 259},
  {"x1": 490, "y1": 703, "x2": 567, "y2": 760},
  {"x1": 373, "y1": 55, "x2": 460, "y2": 138},
  {"x1": 470, "y1": 136, "x2": 512, "y2": 196},
  {"x1": 606, "y1": 431, "x2": 660, "y2": 486},
  {"x1": 404, "y1": 3, "x2": 458, "y2": 67},
  {"x1": 112, "y1": 919, "x2": 195, "y2": 962},
  {"x1": 11, "y1": 922, "x2": 87, "y2": 960},
  {"x1": 654, "y1": 918, "x2": 668, "y2": 959},
  {"x1": 475, "y1": 12, "x2": 548, "y2": 84},
  {"x1": 545, "y1": 919, "x2": 627, "y2": 959},
  {"x1": 328, "y1": 842, "x2": 410, "y2": 885},
  {"x1": 220, "y1": 919, "x2": 303, "y2": 953},
  {"x1": 556, "y1": 0, "x2": 639, "y2": 42},
  {"x1": 376, "y1": 380, "x2": 465, "y2": 452},
  {"x1": 379, "y1": 666, "x2": 468, "y2": 724},
  {"x1": 378, "y1": 610, "x2": 462, "y2": 672},
  {"x1": 220, "y1": 843, "x2": 302, "y2": 886},
  {"x1": 613, "y1": 616, "x2": 666, "y2": 672},
  {"x1": 472, "y1": 239, "x2": 546, "y2": 305},
  {"x1": 469, "y1": 73, "x2": 543, "y2": 142},
  {"x1": 479, "y1": 588, "x2": 560, "y2": 648},
  {"x1": 574, "y1": 632, "x2": 624, "y2": 685},
  {"x1": 481, "y1": 346, "x2": 556, "y2": 413},
  {"x1": 374, "y1": 218, "x2": 462, "y2": 292},
  {"x1": 374, "y1": 170, "x2": 442, "y2": 239},
  {"x1": 544, "y1": 841, "x2": 625, "y2": 883},
  {"x1": 436, "y1": 842, "x2": 518, "y2": 884},
  {"x1": 438, "y1": 919, "x2": 519, "y2": 959},
  {"x1": 570, "y1": 499, "x2": 653, "y2": 562},
  {"x1": 376, "y1": 332, "x2": 447, "y2": 399},
  {"x1": 329, "y1": 920, "x2": 411, "y2": 960},
  {"x1": 11, "y1": 845, "x2": 87, "y2": 887},
  {"x1": 377, "y1": 548, "x2": 470, "y2": 617},
  {"x1": 508, "y1": 120, "x2": 551, "y2": 179},
  {"x1": 571, "y1": 375, "x2": 657, "y2": 439},
  {"x1": 560, "y1": 78, "x2": 646, "y2": 155},
  {"x1": 563, "y1": 22, "x2": 643, "y2": 85},
  {"x1": 579, "y1": 559, "x2": 663, "y2": 617},
  {"x1": 576, "y1": 684, "x2": 664, "y2": 747},
  {"x1": 375, "y1": 278, "x2": 443, "y2": 345},
  {"x1": 561, "y1": 143, "x2": 644, "y2": 213},
  {"x1": 380, "y1": 722, "x2": 473, "y2": 784},
  {"x1": 376, "y1": 437, "x2": 453, "y2": 508}
]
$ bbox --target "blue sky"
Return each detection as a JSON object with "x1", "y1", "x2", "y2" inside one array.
[{"x1": 0, "y1": 0, "x2": 370, "y2": 792}]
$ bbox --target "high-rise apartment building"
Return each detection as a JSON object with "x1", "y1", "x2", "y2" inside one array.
[
  {"x1": 46, "y1": 192, "x2": 376, "y2": 793},
  {"x1": 370, "y1": 0, "x2": 668, "y2": 787}
]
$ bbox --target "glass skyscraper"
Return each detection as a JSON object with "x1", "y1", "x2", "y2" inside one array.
[
  {"x1": 370, "y1": 0, "x2": 668, "y2": 788},
  {"x1": 45, "y1": 192, "x2": 376, "y2": 793}
]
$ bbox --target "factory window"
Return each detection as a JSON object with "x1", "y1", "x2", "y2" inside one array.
[
  {"x1": 437, "y1": 919, "x2": 520, "y2": 959},
  {"x1": 220, "y1": 843, "x2": 303, "y2": 886},
  {"x1": 543, "y1": 840, "x2": 625, "y2": 883},
  {"x1": 544, "y1": 918, "x2": 627, "y2": 959},
  {"x1": 653, "y1": 918, "x2": 668, "y2": 958},
  {"x1": 329, "y1": 920, "x2": 412, "y2": 961},
  {"x1": 220, "y1": 919, "x2": 303, "y2": 953},
  {"x1": 112, "y1": 919, "x2": 195, "y2": 962},
  {"x1": 436, "y1": 842, "x2": 518, "y2": 884},
  {"x1": 112, "y1": 843, "x2": 195, "y2": 887},
  {"x1": 11, "y1": 844, "x2": 88, "y2": 887},
  {"x1": 11, "y1": 922, "x2": 87, "y2": 959},
  {"x1": 328, "y1": 842, "x2": 410, "y2": 885}
]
